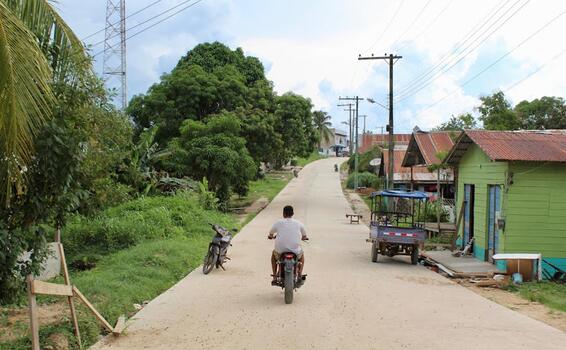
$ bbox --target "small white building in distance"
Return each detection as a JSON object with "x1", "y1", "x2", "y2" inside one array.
[{"x1": 320, "y1": 128, "x2": 349, "y2": 156}]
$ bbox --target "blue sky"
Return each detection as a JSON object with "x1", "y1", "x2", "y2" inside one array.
[{"x1": 56, "y1": 0, "x2": 566, "y2": 133}]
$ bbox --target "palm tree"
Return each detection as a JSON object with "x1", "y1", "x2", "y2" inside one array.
[
  {"x1": 0, "y1": 0, "x2": 86, "y2": 205},
  {"x1": 313, "y1": 110, "x2": 332, "y2": 150}
]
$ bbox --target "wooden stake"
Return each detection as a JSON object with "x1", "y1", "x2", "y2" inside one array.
[
  {"x1": 27, "y1": 275, "x2": 40, "y2": 350},
  {"x1": 57, "y1": 243, "x2": 82, "y2": 347},
  {"x1": 73, "y1": 286, "x2": 114, "y2": 332}
]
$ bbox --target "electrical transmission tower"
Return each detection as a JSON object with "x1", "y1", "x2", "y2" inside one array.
[{"x1": 103, "y1": 0, "x2": 127, "y2": 110}]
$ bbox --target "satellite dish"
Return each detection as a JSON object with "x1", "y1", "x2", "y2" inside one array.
[{"x1": 369, "y1": 158, "x2": 381, "y2": 166}]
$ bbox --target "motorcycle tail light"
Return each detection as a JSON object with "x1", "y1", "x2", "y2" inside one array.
[{"x1": 284, "y1": 254, "x2": 294, "y2": 259}]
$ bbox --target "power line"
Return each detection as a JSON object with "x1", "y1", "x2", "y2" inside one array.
[
  {"x1": 388, "y1": 0, "x2": 432, "y2": 50},
  {"x1": 90, "y1": 0, "x2": 198, "y2": 49},
  {"x1": 82, "y1": 0, "x2": 162, "y2": 41},
  {"x1": 366, "y1": 0, "x2": 405, "y2": 53},
  {"x1": 92, "y1": 0, "x2": 205, "y2": 58},
  {"x1": 504, "y1": 47, "x2": 566, "y2": 93},
  {"x1": 396, "y1": 0, "x2": 530, "y2": 102},
  {"x1": 395, "y1": 0, "x2": 512, "y2": 95},
  {"x1": 414, "y1": 8, "x2": 566, "y2": 112},
  {"x1": 396, "y1": 0, "x2": 453, "y2": 52}
]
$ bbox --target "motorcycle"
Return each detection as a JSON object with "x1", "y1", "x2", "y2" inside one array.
[
  {"x1": 203, "y1": 224, "x2": 235, "y2": 274},
  {"x1": 268, "y1": 236, "x2": 308, "y2": 304},
  {"x1": 334, "y1": 164, "x2": 338, "y2": 172}
]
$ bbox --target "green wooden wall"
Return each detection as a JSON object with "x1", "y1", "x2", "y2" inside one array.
[
  {"x1": 456, "y1": 144, "x2": 507, "y2": 261},
  {"x1": 506, "y1": 162, "x2": 566, "y2": 259},
  {"x1": 456, "y1": 145, "x2": 566, "y2": 270}
]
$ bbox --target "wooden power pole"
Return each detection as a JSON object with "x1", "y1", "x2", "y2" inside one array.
[{"x1": 358, "y1": 54, "x2": 402, "y2": 189}]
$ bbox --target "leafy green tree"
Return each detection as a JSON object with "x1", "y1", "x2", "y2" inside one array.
[
  {"x1": 515, "y1": 96, "x2": 566, "y2": 130},
  {"x1": 127, "y1": 43, "x2": 270, "y2": 146},
  {"x1": 313, "y1": 110, "x2": 332, "y2": 149},
  {"x1": 434, "y1": 113, "x2": 477, "y2": 131},
  {"x1": 167, "y1": 113, "x2": 256, "y2": 204},
  {"x1": 273, "y1": 93, "x2": 317, "y2": 165},
  {"x1": 477, "y1": 91, "x2": 520, "y2": 130},
  {"x1": 175, "y1": 41, "x2": 266, "y2": 85},
  {"x1": 0, "y1": 0, "x2": 87, "y2": 205},
  {"x1": 237, "y1": 108, "x2": 282, "y2": 165}
]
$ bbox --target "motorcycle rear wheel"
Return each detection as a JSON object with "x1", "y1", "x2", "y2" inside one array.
[
  {"x1": 284, "y1": 270, "x2": 294, "y2": 304},
  {"x1": 202, "y1": 247, "x2": 218, "y2": 274}
]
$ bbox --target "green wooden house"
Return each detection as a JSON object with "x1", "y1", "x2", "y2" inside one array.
[{"x1": 445, "y1": 130, "x2": 566, "y2": 275}]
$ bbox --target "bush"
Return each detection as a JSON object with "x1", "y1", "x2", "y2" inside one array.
[
  {"x1": 417, "y1": 200, "x2": 449, "y2": 222},
  {"x1": 89, "y1": 178, "x2": 133, "y2": 211},
  {"x1": 62, "y1": 191, "x2": 234, "y2": 266},
  {"x1": 348, "y1": 146, "x2": 381, "y2": 173},
  {"x1": 346, "y1": 172, "x2": 380, "y2": 189}
]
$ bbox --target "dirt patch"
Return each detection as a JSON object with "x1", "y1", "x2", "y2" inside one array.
[
  {"x1": 396, "y1": 275, "x2": 453, "y2": 287},
  {"x1": 237, "y1": 196, "x2": 270, "y2": 223},
  {"x1": 456, "y1": 280, "x2": 566, "y2": 332},
  {"x1": 342, "y1": 189, "x2": 371, "y2": 226},
  {"x1": 0, "y1": 302, "x2": 67, "y2": 342}
]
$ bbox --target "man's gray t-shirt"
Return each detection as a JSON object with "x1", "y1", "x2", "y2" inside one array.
[{"x1": 269, "y1": 218, "x2": 307, "y2": 254}]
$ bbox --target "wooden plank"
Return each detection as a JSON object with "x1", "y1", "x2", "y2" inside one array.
[
  {"x1": 27, "y1": 275, "x2": 40, "y2": 350},
  {"x1": 58, "y1": 244, "x2": 82, "y2": 346},
  {"x1": 73, "y1": 286, "x2": 114, "y2": 332},
  {"x1": 436, "y1": 263, "x2": 455, "y2": 277},
  {"x1": 113, "y1": 315, "x2": 126, "y2": 335},
  {"x1": 31, "y1": 280, "x2": 73, "y2": 296}
]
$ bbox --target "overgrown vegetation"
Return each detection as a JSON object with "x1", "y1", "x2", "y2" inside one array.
[
  {"x1": 346, "y1": 172, "x2": 380, "y2": 189},
  {"x1": 347, "y1": 146, "x2": 381, "y2": 173},
  {"x1": 0, "y1": 192, "x2": 237, "y2": 348}
]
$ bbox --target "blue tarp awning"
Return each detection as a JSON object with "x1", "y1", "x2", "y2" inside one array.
[{"x1": 370, "y1": 190, "x2": 429, "y2": 199}]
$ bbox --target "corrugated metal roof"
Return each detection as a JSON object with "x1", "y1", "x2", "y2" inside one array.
[
  {"x1": 446, "y1": 130, "x2": 566, "y2": 164},
  {"x1": 402, "y1": 131, "x2": 456, "y2": 167},
  {"x1": 382, "y1": 149, "x2": 453, "y2": 183},
  {"x1": 360, "y1": 134, "x2": 411, "y2": 152}
]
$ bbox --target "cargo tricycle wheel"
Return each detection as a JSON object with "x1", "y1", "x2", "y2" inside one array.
[
  {"x1": 411, "y1": 245, "x2": 419, "y2": 265},
  {"x1": 371, "y1": 242, "x2": 378, "y2": 263}
]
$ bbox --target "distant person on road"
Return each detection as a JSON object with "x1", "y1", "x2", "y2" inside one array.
[{"x1": 268, "y1": 205, "x2": 308, "y2": 284}]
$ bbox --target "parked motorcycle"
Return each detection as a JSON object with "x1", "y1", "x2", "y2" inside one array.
[
  {"x1": 268, "y1": 236, "x2": 308, "y2": 304},
  {"x1": 334, "y1": 164, "x2": 338, "y2": 172},
  {"x1": 203, "y1": 224, "x2": 235, "y2": 274}
]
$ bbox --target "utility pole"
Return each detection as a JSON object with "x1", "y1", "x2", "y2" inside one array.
[
  {"x1": 338, "y1": 103, "x2": 355, "y2": 154},
  {"x1": 377, "y1": 126, "x2": 385, "y2": 134},
  {"x1": 339, "y1": 96, "x2": 364, "y2": 190},
  {"x1": 358, "y1": 114, "x2": 367, "y2": 152},
  {"x1": 358, "y1": 53, "x2": 402, "y2": 189},
  {"x1": 104, "y1": 0, "x2": 127, "y2": 110}
]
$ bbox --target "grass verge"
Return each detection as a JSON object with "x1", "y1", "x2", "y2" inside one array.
[
  {"x1": 0, "y1": 192, "x2": 236, "y2": 350},
  {"x1": 295, "y1": 152, "x2": 325, "y2": 167},
  {"x1": 231, "y1": 172, "x2": 293, "y2": 208},
  {"x1": 511, "y1": 282, "x2": 566, "y2": 312}
]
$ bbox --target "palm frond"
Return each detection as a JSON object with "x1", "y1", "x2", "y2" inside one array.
[
  {"x1": 3, "y1": 0, "x2": 88, "y2": 82},
  {"x1": 0, "y1": 2, "x2": 55, "y2": 205}
]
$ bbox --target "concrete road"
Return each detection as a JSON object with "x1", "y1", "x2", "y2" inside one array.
[{"x1": 92, "y1": 158, "x2": 565, "y2": 350}]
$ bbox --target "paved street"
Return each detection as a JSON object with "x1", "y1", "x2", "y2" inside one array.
[{"x1": 93, "y1": 158, "x2": 566, "y2": 350}]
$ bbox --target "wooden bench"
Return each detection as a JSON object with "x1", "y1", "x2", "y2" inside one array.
[{"x1": 346, "y1": 214, "x2": 363, "y2": 224}]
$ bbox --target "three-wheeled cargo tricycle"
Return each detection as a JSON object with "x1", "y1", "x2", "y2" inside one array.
[{"x1": 367, "y1": 190, "x2": 428, "y2": 265}]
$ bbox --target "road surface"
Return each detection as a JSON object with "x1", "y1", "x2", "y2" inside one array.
[{"x1": 92, "y1": 158, "x2": 565, "y2": 350}]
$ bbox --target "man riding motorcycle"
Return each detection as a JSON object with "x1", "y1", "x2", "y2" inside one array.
[{"x1": 268, "y1": 205, "x2": 309, "y2": 285}]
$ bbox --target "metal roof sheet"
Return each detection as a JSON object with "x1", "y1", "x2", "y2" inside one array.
[{"x1": 446, "y1": 130, "x2": 566, "y2": 164}]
